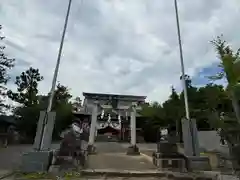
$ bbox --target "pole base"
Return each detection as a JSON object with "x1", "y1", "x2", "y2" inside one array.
[
  {"x1": 21, "y1": 150, "x2": 53, "y2": 172},
  {"x1": 126, "y1": 145, "x2": 140, "y2": 155},
  {"x1": 186, "y1": 156, "x2": 211, "y2": 171},
  {"x1": 87, "y1": 144, "x2": 97, "y2": 155}
]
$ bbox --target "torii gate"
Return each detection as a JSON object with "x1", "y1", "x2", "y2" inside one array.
[{"x1": 87, "y1": 101, "x2": 142, "y2": 155}]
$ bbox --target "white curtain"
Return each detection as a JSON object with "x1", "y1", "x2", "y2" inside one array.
[
  {"x1": 109, "y1": 122, "x2": 121, "y2": 130},
  {"x1": 96, "y1": 121, "x2": 121, "y2": 130},
  {"x1": 96, "y1": 121, "x2": 108, "y2": 129},
  {"x1": 96, "y1": 111, "x2": 122, "y2": 130}
]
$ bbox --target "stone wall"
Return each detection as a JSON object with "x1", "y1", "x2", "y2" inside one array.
[{"x1": 198, "y1": 131, "x2": 229, "y2": 154}]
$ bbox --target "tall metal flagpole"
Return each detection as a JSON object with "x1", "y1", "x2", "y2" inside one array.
[
  {"x1": 173, "y1": 0, "x2": 199, "y2": 157},
  {"x1": 47, "y1": 0, "x2": 73, "y2": 113},
  {"x1": 40, "y1": 0, "x2": 73, "y2": 150},
  {"x1": 174, "y1": 0, "x2": 190, "y2": 120}
]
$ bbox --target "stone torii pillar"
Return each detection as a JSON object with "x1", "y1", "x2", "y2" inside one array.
[
  {"x1": 87, "y1": 101, "x2": 98, "y2": 154},
  {"x1": 127, "y1": 103, "x2": 140, "y2": 155}
]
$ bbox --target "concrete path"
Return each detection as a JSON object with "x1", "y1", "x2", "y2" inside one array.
[
  {"x1": 0, "y1": 144, "x2": 32, "y2": 170},
  {"x1": 0, "y1": 170, "x2": 14, "y2": 179},
  {"x1": 95, "y1": 142, "x2": 126, "y2": 153},
  {"x1": 95, "y1": 142, "x2": 156, "y2": 156},
  {"x1": 88, "y1": 152, "x2": 156, "y2": 171},
  {"x1": 118, "y1": 143, "x2": 156, "y2": 151},
  {"x1": 87, "y1": 142, "x2": 156, "y2": 171}
]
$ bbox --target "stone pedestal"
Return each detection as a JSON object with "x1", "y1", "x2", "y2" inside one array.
[
  {"x1": 126, "y1": 145, "x2": 140, "y2": 155},
  {"x1": 181, "y1": 118, "x2": 200, "y2": 156},
  {"x1": 157, "y1": 141, "x2": 178, "y2": 153},
  {"x1": 153, "y1": 141, "x2": 187, "y2": 172},
  {"x1": 21, "y1": 151, "x2": 53, "y2": 172},
  {"x1": 181, "y1": 119, "x2": 211, "y2": 171},
  {"x1": 153, "y1": 152, "x2": 186, "y2": 171},
  {"x1": 87, "y1": 144, "x2": 97, "y2": 154},
  {"x1": 186, "y1": 156, "x2": 211, "y2": 171}
]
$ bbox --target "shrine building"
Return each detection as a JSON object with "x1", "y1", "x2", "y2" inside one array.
[{"x1": 72, "y1": 92, "x2": 146, "y2": 141}]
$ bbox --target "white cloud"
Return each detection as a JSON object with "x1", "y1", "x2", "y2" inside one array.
[{"x1": 0, "y1": 0, "x2": 240, "y2": 103}]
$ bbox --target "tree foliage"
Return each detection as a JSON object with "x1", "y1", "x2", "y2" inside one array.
[
  {"x1": 139, "y1": 75, "x2": 235, "y2": 141},
  {"x1": 210, "y1": 36, "x2": 240, "y2": 176},
  {"x1": 7, "y1": 67, "x2": 43, "y2": 107},
  {"x1": 6, "y1": 67, "x2": 43, "y2": 140},
  {"x1": 139, "y1": 36, "x2": 240, "y2": 175},
  {"x1": 0, "y1": 25, "x2": 15, "y2": 112},
  {"x1": 9, "y1": 79, "x2": 73, "y2": 140},
  {"x1": 52, "y1": 83, "x2": 72, "y2": 107},
  {"x1": 51, "y1": 83, "x2": 73, "y2": 139},
  {"x1": 210, "y1": 36, "x2": 240, "y2": 121}
]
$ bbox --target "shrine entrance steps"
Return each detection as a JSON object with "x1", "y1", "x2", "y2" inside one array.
[
  {"x1": 84, "y1": 152, "x2": 217, "y2": 180},
  {"x1": 87, "y1": 152, "x2": 156, "y2": 171}
]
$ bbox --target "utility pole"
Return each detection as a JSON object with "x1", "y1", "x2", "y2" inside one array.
[
  {"x1": 174, "y1": 0, "x2": 201, "y2": 157},
  {"x1": 39, "y1": 0, "x2": 73, "y2": 150},
  {"x1": 174, "y1": 0, "x2": 190, "y2": 120}
]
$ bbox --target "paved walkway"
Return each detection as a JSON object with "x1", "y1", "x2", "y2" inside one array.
[
  {"x1": 0, "y1": 170, "x2": 14, "y2": 179},
  {"x1": 87, "y1": 152, "x2": 156, "y2": 171},
  {"x1": 0, "y1": 145, "x2": 32, "y2": 170}
]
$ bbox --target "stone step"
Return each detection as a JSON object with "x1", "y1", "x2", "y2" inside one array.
[
  {"x1": 81, "y1": 169, "x2": 167, "y2": 177},
  {"x1": 80, "y1": 169, "x2": 215, "y2": 179}
]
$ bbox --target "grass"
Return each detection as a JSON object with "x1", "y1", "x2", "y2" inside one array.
[
  {"x1": 15, "y1": 171, "x2": 82, "y2": 180},
  {"x1": 15, "y1": 172, "x2": 49, "y2": 179}
]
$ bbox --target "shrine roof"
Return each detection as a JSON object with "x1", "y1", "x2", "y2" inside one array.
[{"x1": 82, "y1": 92, "x2": 146, "y2": 101}]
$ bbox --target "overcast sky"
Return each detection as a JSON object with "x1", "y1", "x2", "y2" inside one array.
[{"x1": 1, "y1": 0, "x2": 240, "y2": 103}]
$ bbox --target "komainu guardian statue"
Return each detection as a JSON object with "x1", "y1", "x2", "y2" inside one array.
[{"x1": 54, "y1": 121, "x2": 88, "y2": 169}]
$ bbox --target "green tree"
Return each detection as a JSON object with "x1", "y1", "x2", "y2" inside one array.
[
  {"x1": 210, "y1": 36, "x2": 240, "y2": 176},
  {"x1": 198, "y1": 84, "x2": 231, "y2": 113},
  {"x1": 0, "y1": 25, "x2": 15, "y2": 113},
  {"x1": 51, "y1": 83, "x2": 73, "y2": 139},
  {"x1": 7, "y1": 67, "x2": 43, "y2": 106},
  {"x1": 195, "y1": 84, "x2": 229, "y2": 130},
  {"x1": 141, "y1": 101, "x2": 166, "y2": 126},
  {"x1": 178, "y1": 75, "x2": 210, "y2": 129},
  {"x1": 163, "y1": 87, "x2": 183, "y2": 120},
  {"x1": 7, "y1": 67, "x2": 43, "y2": 140},
  {"x1": 163, "y1": 87, "x2": 183, "y2": 129},
  {"x1": 140, "y1": 102, "x2": 165, "y2": 142},
  {"x1": 210, "y1": 36, "x2": 240, "y2": 121},
  {"x1": 13, "y1": 104, "x2": 42, "y2": 141}
]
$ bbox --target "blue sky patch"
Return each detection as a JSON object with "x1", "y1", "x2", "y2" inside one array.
[{"x1": 192, "y1": 62, "x2": 227, "y2": 87}]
